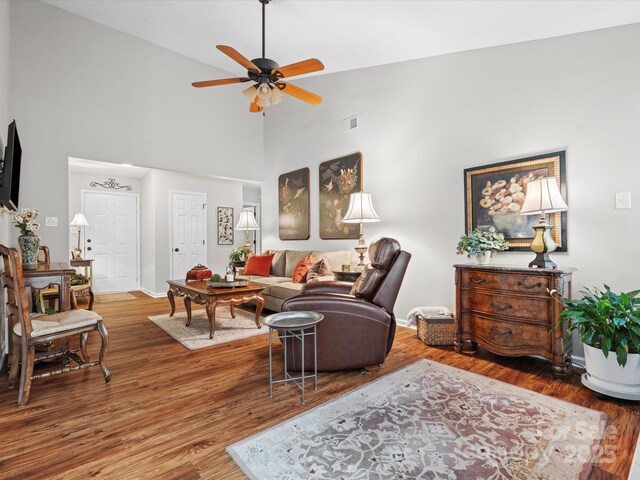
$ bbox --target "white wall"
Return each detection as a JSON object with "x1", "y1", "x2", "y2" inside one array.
[
  {"x1": 263, "y1": 24, "x2": 640, "y2": 327},
  {"x1": 145, "y1": 169, "x2": 244, "y2": 294},
  {"x1": 9, "y1": 0, "x2": 264, "y2": 260}
]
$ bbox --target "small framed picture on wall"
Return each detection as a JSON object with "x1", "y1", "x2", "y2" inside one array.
[{"x1": 217, "y1": 207, "x2": 234, "y2": 245}]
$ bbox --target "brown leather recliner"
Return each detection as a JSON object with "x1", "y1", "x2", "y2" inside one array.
[{"x1": 281, "y1": 237, "x2": 411, "y2": 371}]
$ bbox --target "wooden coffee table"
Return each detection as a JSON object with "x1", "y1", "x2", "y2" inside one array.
[{"x1": 166, "y1": 280, "x2": 265, "y2": 339}]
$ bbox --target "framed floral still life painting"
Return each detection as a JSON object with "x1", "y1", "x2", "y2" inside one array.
[
  {"x1": 464, "y1": 151, "x2": 567, "y2": 252},
  {"x1": 319, "y1": 152, "x2": 362, "y2": 239},
  {"x1": 279, "y1": 167, "x2": 310, "y2": 240}
]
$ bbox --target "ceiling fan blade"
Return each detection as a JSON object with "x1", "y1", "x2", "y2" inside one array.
[
  {"x1": 192, "y1": 77, "x2": 251, "y2": 88},
  {"x1": 275, "y1": 58, "x2": 324, "y2": 78},
  {"x1": 217, "y1": 45, "x2": 261, "y2": 72},
  {"x1": 280, "y1": 83, "x2": 323, "y2": 105},
  {"x1": 249, "y1": 96, "x2": 263, "y2": 113}
]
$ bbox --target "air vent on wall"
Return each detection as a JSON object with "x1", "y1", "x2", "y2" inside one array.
[{"x1": 342, "y1": 114, "x2": 359, "y2": 132}]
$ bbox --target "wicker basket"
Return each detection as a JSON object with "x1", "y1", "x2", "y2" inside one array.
[{"x1": 416, "y1": 314, "x2": 455, "y2": 346}]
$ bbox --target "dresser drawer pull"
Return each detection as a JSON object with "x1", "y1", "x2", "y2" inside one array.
[
  {"x1": 490, "y1": 302, "x2": 513, "y2": 312},
  {"x1": 517, "y1": 280, "x2": 542, "y2": 290},
  {"x1": 490, "y1": 326, "x2": 513, "y2": 336},
  {"x1": 470, "y1": 278, "x2": 487, "y2": 284}
]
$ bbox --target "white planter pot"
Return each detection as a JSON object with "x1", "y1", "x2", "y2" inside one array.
[
  {"x1": 472, "y1": 251, "x2": 492, "y2": 265},
  {"x1": 581, "y1": 343, "x2": 640, "y2": 400}
]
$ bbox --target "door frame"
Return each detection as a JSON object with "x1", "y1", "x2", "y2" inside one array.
[
  {"x1": 81, "y1": 189, "x2": 141, "y2": 292},
  {"x1": 169, "y1": 189, "x2": 208, "y2": 281}
]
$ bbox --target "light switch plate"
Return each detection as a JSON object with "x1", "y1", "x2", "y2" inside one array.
[
  {"x1": 45, "y1": 216, "x2": 58, "y2": 227},
  {"x1": 615, "y1": 192, "x2": 632, "y2": 209}
]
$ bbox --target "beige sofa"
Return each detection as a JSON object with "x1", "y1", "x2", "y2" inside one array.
[{"x1": 238, "y1": 249, "x2": 353, "y2": 312}]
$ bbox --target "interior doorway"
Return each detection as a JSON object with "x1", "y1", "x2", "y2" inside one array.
[
  {"x1": 83, "y1": 190, "x2": 140, "y2": 293},
  {"x1": 170, "y1": 190, "x2": 207, "y2": 280}
]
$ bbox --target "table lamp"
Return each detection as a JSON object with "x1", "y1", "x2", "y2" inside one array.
[
  {"x1": 70, "y1": 212, "x2": 89, "y2": 260},
  {"x1": 235, "y1": 208, "x2": 260, "y2": 250},
  {"x1": 519, "y1": 177, "x2": 568, "y2": 269},
  {"x1": 342, "y1": 192, "x2": 381, "y2": 267}
]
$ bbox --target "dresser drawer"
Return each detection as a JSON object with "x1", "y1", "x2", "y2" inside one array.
[
  {"x1": 460, "y1": 313, "x2": 550, "y2": 351},
  {"x1": 461, "y1": 291, "x2": 550, "y2": 323},
  {"x1": 460, "y1": 270, "x2": 550, "y2": 295}
]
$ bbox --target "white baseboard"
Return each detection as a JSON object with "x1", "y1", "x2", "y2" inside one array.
[
  {"x1": 396, "y1": 318, "x2": 413, "y2": 329},
  {"x1": 140, "y1": 288, "x2": 166, "y2": 299}
]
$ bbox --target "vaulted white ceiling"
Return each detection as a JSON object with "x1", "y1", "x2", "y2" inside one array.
[{"x1": 45, "y1": 0, "x2": 640, "y2": 77}]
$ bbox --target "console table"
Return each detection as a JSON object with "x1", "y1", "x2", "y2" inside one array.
[{"x1": 454, "y1": 264, "x2": 574, "y2": 378}]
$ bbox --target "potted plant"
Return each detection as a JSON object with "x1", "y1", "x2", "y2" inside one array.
[
  {"x1": 456, "y1": 227, "x2": 508, "y2": 264},
  {"x1": 229, "y1": 246, "x2": 252, "y2": 268},
  {"x1": 558, "y1": 285, "x2": 640, "y2": 400}
]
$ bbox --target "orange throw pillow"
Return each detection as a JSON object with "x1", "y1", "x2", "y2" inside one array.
[
  {"x1": 292, "y1": 254, "x2": 316, "y2": 283},
  {"x1": 243, "y1": 253, "x2": 275, "y2": 276}
]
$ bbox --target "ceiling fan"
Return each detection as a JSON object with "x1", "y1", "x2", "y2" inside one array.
[{"x1": 192, "y1": 0, "x2": 325, "y2": 113}]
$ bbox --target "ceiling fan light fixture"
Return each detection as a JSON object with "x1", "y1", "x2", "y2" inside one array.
[
  {"x1": 271, "y1": 86, "x2": 284, "y2": 105},
  {"x1": 242, "y1": 85, "x2": 258, "y2": 102}
]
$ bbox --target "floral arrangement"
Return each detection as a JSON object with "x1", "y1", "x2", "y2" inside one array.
[
  {"x1": 456, "y1": 227, "x2": 508, "y2": 257},
  {"x1": 479, "y1": 172, "x2": 544, "y2": 216},
  {"x1": 2, "y1": 207, "x2": 40, "y2": 235},
  {"x1": 229, "y1": 245, "x2": 252, "y2": 262}
]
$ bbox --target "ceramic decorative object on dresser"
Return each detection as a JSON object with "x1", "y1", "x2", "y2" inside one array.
[
  {"x1": 454, "y1": 264, "x2": 575, "y2": 378},
  {"x1": 456, "y1": 227, "x2": 508, "y2": 265},
  {"x1": 3, "y1": 207, "x2": 41, "y2": 269}
]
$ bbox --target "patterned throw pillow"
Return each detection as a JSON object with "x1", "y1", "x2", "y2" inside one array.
[
  {"x1": 292, "y1": 254, "x2": 316, "y2": 283},
  {"x1": 243, "y1": 253, "x2": 275, "y2": 276},
  {"x1": 306, "y1": 257, "x2": 332, "y2": 282}
]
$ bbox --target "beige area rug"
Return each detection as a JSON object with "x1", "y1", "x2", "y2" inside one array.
[
  {"x1": 228, "y1": 359, "x2": 607, "y2": 479},
  {"x1": 149, "y1": 308, "x2": 267, "y2": 350},
  {"x1": 95, "y1": 292, "x2": 137, "y2": 302}
]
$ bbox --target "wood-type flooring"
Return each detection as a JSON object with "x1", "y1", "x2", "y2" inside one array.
[{"x1": 0, "y1": 292, "x2": 637, "y2": 479}]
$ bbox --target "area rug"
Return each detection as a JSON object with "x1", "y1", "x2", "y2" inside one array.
[
  {"x1": 148, "y1": 308, "x2": 267, "y2": 350},
  {"x1": 95, "y1": 292, "x2": 137, "y2": 302},
  {"x1": 227, "y1": 359, "x2": 606, "y2": 479}
]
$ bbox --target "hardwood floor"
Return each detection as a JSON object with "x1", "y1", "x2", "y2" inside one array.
[{"x1": 0, "y1": 292, "x2": 637, "y2": 479}]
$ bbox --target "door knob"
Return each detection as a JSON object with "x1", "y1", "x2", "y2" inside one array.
[
  {"x1": 174, "y1": 248, "x2": 179, "y2": 252},
  {"x1": 87, "y1": 239, "x2": 92, "y2": 243},
  {"x1": 87, "y1": 247, "x2": 92, "y2": 251}
]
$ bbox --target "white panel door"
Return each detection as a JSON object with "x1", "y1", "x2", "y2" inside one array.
[
  {"x1": 171, "y1": 192, "x2": 206, "y2": 280},
  {"x1": 84, "y1": 192, "x2": 138, "y2": 293}
]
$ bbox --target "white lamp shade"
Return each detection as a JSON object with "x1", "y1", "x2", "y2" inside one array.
[
  {"x1": 235, "y1": 209, "x2": 260, "y2": 230},
  {"x1": 520, "y1": 177, "x2": 568, "y2": 215},
  {"x1": 342, "y1": 192, "x2": 381, "y2": 224},
  {"x1": 70, "y1": 212, "x2": 89, "y2": 226},
  {"x1": 271, "y1": 87, "x2": 284, "y2": 105}
]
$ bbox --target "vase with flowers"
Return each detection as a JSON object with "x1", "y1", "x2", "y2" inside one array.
[
  {"x1": 456, "y1": 227, "x2": 508, "y2": 265},
  {"x1": 3, "y1": 207, "x2": 41, "y2": 269}
]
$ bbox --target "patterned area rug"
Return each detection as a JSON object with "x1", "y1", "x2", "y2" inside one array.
[
  {"x1": 149, "y1": 308, "x2": 266, "y2": 350},
  {"x1": 228, "y1": 359, "x2": 606, "y2": 479},
  {"x1": 95, "y1": 292, "x2": 137, "y2": 302}
]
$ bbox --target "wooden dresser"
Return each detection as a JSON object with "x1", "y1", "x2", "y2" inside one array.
[{"x1": 454, "y1": 264, "x2": 574, "y2": 378}]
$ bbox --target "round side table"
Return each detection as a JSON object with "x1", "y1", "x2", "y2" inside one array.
[
  {"x1": 333, "y1": 271, "x2": 362, "y2": 283},
  {"x1": 261, "y1": 311, "x2": 324, "y2": 405}
]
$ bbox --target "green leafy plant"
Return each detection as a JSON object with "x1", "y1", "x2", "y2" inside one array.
[
  {"x1": 71, "y1": 273, "x2": 90, "y2": 286},
  {"x1": 558, "y1": 285, "x2": 640, "y2": 366},
  {"x1": 456, "y1": 227, "x2": 508, "y2": 257},
  {"x1": 229, "y1": 246, "x2": 252, "y2": 262}
]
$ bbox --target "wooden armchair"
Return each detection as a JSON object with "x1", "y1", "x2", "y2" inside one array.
[{"x1": 1, "y1": 245, "x2": 110, "y2": 406}]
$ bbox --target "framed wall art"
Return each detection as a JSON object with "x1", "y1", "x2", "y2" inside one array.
[
  {"x1": 464, "y1": 151, "x2": 567, "y2": 251},
  {"x1": 217, "y1": 207, "x2": 234, "y2": 245},
  {"x1": 279, "y1": 167, "x2": 310, "y2": 240},
  {"x1": 319, "y1": 152, "x2": 362, "y2": 239}
]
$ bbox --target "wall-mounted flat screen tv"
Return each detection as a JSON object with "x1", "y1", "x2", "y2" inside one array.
[{"x1": 0, "y1": 120, "x2": 22, "y2": 211}]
